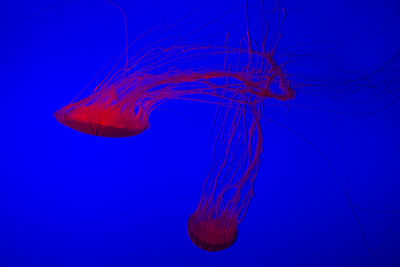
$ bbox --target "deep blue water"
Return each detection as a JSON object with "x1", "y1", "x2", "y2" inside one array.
[{"x1": 1, "y1": 0, "x2": 400, "y2": 266}]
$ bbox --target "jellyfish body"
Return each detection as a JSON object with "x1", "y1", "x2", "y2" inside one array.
[
  {"x1": 55, "y1": 94, "x2": 149, "y2": 137},
  {"x1": 188, "y1": 208, "x2": 239, "y2": 251}
]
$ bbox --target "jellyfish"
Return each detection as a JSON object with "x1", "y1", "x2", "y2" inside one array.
[
  {"x1": 54, "y1": 43, "x2": 294, "y2": 137},
  {"x1": 186, "y1": 4, "x2": 294, "y2": 251},
  {"x1": 54, "y1": 0, "x2": 293, "y2": 138},
  {"x1": 188, "y1": 93, "x2": 264, "y2": 251}
]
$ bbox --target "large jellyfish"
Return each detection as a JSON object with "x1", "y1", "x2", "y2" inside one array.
[
  {"x1": 54, "y1": 45, "x2": 294, "y2": 137},
  {"x1": 54, "y1": 0, "x2": 293, "y2": 138}
]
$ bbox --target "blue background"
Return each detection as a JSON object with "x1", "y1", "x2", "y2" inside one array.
[{"x1": 1, "y1": 0, "x2": 400, "y2": 266}]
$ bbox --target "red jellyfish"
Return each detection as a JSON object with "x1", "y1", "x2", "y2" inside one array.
[
  {"x1": 188, "y1": 89, "x2": 264, "y2": 251},
  {"x1": 55, "y1": 43, "x2": 294, "y2": 138},
  {"x1": 187, "y1": 55, "x2": 293, "y2": 251},
  {"x1": 54, "y1": 0, "x2": 293, "y2": 138},
  {"x1": 187, "y1": 4, "x2": 295, "y2": 251}
]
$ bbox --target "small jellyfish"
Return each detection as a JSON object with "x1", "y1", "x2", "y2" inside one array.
[
  {"x1": 188, "y1": 92, "x2": 264, "y2": 251},
  {"x1": 186, "y1": 4, "x2": 293, "y2": 251}
]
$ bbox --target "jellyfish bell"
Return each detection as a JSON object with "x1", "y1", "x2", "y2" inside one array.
[
  {"x1": 55, "y1": 94, "x2": 150, "y2": 138},
  {"x1": 188, "y1": 211, "x2": 238, "y2": 252}
]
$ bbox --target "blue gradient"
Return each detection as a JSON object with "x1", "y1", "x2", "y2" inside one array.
[{"x1": 1, "y1": 0, "x2": 400, "y2": 266}]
